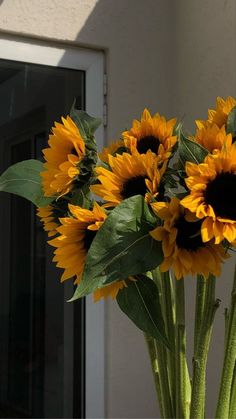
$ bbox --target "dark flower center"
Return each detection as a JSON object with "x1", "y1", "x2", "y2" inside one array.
[
  {"x1": 52, "y1": 199, "x2": 69, "y2": 221},
  {"x1": 232, "y1": 135, "x2": 236, "y2": 144},
  {"x1": 121, "y1": 176, "x2": 147, "y2": 199},
  {"x1": 137, "y1": 136, "x2": 160, "y2": 154},
  {"x1": 175, "y1": 217, "x2": 203, "y2": 251},
  {"x1": 70, "y1": 146, "x2": 77, "y2": 155},
  {"x1": 204, "y1": 172, "x2": 236, "y2": 220},
  {"x1": 84, "y1": 229, "x2": 97, "y2": 252}
]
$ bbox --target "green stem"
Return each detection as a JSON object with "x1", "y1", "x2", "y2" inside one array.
[
  {"x1": 175, "y1": 279, "x2": 190, "y2": 419},
  {"x1": 152, "y1": 268, "x2": 174, "y2": 418},
  {"x1": 194, "y1": 274, "x2": 206, "y2": 353},
  {"x1": 229, "y1": 362, "x2": 236, "y2": 419},
  {"x1": 155, "y1": 340, "x2": 174, "y2": 418},
  {"x1": 190, "y1": 275, "x2": 219, "y2": 419},
  {"x1": 161, "y1": 271, "x2": 176, "y2": 415},
  {"x1": 216, "y1": 263, "x2": 236, "y2": 419},
  {"x1": 144, "y1": 333, "x2": 164, "y2": 418},
  {"x1": 224, "y1": 307, "x2": 229, "y2": 350}
]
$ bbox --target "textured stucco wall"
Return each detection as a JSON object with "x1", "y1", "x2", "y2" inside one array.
[{"x1": 0, "y1": 0, "x2": 236, "y2": 418}]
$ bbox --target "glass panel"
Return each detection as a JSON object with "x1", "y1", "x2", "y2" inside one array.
[
  {"x1": 0, "y1": 59, "x2": 85, "y2": 419},
  {"x1": 8, "y1": 140, "x2": 33, "y2": 416}
]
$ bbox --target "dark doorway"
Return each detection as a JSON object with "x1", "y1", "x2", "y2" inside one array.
[{"x1": 0, "y1": 59, "x2": 85, "y2": 419}]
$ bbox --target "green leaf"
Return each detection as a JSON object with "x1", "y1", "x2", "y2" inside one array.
[
  {"x1": 76, "y1": 149, "x2": 98, "y2": 186},
  {"x1": 173, "y1": 121, "x2": 182, "y2": 137},
  {"x1": 70, "y1": 195, "x2": 163, "y2": 300},
  {"x1": 70, "y1": 103, "x2": 101, "y2": 139},
  {"x1": 161, "y1": 167, "x2": 178, "y2": 190},
  {"x1": 70, "y1": 104, "x2": 99, "y2": 189},
  {"x1": 226, "y1": 105, "x2": 236, "y2": 136},
  {"x1": 0, "y1": 159, "x2": 53, "y2": 207},
  {"x1": 117, "y1": 275, "x2": 170, "y2": 349},
  {"x1": 70, "y1": 187, "x2": 91, "y2": 209},
  {"x1": 179, "y1": 131, "x2": 208, "y2": 166},
  {"x1": 96, "y1": 158, "x2": 111, "y2": 170}
]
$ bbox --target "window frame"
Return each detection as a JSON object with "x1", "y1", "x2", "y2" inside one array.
[{"x1": 0, "y1": 34, "x2": 105, "y2": 419}]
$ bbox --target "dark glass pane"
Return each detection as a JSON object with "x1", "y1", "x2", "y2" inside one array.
[
  {"x1": 8, "y1": 140, "x2": 32, "y2": 416},
  {"x1": 0, "y1": 59, "x2": 85, "y2": 419}
]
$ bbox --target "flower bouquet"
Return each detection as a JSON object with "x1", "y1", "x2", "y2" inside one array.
[{"x1": 1, "y1": 96, "x2": 236, "y2": 418}]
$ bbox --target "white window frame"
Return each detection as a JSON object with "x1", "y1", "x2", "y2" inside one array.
[{"x1": 0, "y1": 34, "x2": 105, "y2": 419}]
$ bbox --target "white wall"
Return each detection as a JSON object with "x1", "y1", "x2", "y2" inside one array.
[
  {"x1": 172, "y1": 2, "x2": 236, "y2": 417},
  {"x1": 172, "y1": 0, "x2": 236, "y2": 129},
  {"x1": 0, "y1": 0, "x2": 236, "y2": 418}
]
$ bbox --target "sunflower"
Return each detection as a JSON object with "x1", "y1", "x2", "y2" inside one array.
[
  {"x1": 122, "y1": 108, "x2": 177, "y2": 162},
  {"x1": 91, "y1": 150, "x2": 165, "y2": 207},
  {"x1": 49, "y1": 202, "x2": 128, "y2": 301},
  {"x1": 150, "y1": 198, "x2": 227, "y2": 279},
  {"x1": 93, "y1": 280, "x2": 129, "y2": 302},
  {"x1": 37, "y1": 205, "x2": 60, "y2": 237},
  {"x1": 193, "y1": 124, "x2": 233, "y2": 153},
  {"x1": 37, "y1": 199, "x2": 69, "y2": 237},
  {"x1": 99, "y1": 139, "x2": 127, "y2": 164},
  {"x1": 181, "y1": 143, "x2": 236, "y2": 244},
  {"x1": 196, "y1": 96, "x2": 236, "y2": 130},
  {"x1": 41, "y1": 116, "x2": 85, "y2": 197}
]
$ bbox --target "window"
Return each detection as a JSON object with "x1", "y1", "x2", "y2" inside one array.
[{"x1": 0, "y1": 36, "x2": 105, "y2": 419}]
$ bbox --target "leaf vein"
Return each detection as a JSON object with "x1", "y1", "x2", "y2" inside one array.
[{"x1": 134, "y1": 281, "x2": 159, "y2": 333}]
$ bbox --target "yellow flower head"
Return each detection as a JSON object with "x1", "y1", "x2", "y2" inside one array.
[
  {"x1": 122, "y1": 108, "x2": 177, "y2": 162},
  {"x1": 99, "y1": 139, "x2": 127, "y2": 164},
  {"x1": 181, "y1": 142, "x2": 236, "y2": 244},
  {"x1": 150, "y1": 198, "x2": 227, "y2": 279},
  {"x1": 41, "y1": 116, "x2": 85, "y2": 197},
  {"x1": 91, "y1": 150, "x2": 165, "y2": 207},
  {"x1": 49, "y1": 202, "x2": 128, "y2": 301},
  {"x1": 37, "y1": 205, "x2": 60, "y2": 237},
  {"x1": 193, "y1": 124, "x2": 233, "y2": 153},
  {"x1": 37, "y1": 200, "x2": 69, "y2": 237},
  {"x1": 93, "y1": 280, "x2": 129, "y2": 302},
  {"x1": 196, "y1": 96, "x2": 236, "y2": 130}
]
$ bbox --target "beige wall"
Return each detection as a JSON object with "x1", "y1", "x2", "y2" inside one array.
[
  {"x1": 172, "y1": 2, "x2": 236, "y2": 417},
  {"x1": 172, "y1": 0, "x2": 236, "y2": 129},
  {"x1": 0, "y1": 0, "x2": 236, "y2": 418}
]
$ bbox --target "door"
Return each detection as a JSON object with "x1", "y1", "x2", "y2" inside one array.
[{"x1": 0, "y1": 51, "x2": 100, "y2": 418}]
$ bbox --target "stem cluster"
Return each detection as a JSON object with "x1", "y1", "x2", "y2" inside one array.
[
  {"x1": 146, "y1": 263, "x2": 236, "y2": 418},
  {"x1": 216, "y1": 264, "x2": 236, "y2": 418}
]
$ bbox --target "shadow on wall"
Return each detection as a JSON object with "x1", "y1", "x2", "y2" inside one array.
[{"x1": 58, "y1": 0, "x2": 174, "y2": 140}]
